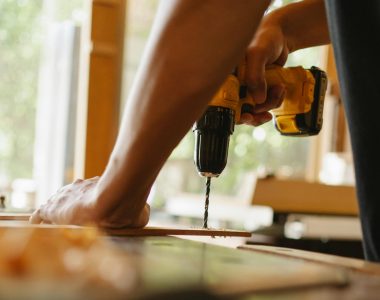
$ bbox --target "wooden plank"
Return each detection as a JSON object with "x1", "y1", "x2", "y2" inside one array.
[
  {"x1": 105, "y1": 226, "x2": 252, "y2": 237},
  {"x1": 252, "y1": 178, "x2": 358, "y2": 215},
  {"x1": 239, "y1": 244, "x2": 380, "y2": 275},
  {"x1": 326, "y1": 45, "x2": 340, "y2": 99},
  {"x1": 0, "y1": 213, "x2": 30, "y2": 221},
  {"x1": 0, "y1": 223, "x2": 251, "y2": 237}
]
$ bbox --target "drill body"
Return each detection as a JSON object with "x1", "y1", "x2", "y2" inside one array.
[{"x1": 193, "y1": 63, "x2": 328, "y2": 178}]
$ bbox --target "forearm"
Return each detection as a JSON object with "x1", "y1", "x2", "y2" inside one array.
[
  {"x1": 93, "y1": 0, "x2": 271, "y2": 223},
  {"x1": 264, "y1": 0, "x2": 330, "y2": 52}
]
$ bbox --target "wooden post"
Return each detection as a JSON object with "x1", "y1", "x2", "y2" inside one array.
[{"x1": 75, "y1": 0, "x2": 126, "y2": 179}]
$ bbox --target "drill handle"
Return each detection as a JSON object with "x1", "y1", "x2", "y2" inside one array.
[{"x1": 236, "y1": 64, "x2": 316, "y2": 122}]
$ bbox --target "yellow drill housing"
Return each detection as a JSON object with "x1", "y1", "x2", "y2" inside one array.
[
  {"x1": 209, "y1": 64, "x2": 327, "y2": 135},
  {"x1": 193, "y1": 62, "x2": 327, "y2": 177}
]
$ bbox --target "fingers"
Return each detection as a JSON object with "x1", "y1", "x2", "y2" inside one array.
[
  {"x1": 254, "y1": 84, "x2": 286, "y2": 113},
  {"x1": 240, "y1": 112, "x2": 272, "y2": 127},
  {"x1": 239, "y1": 85, "x2": 285, "y2": 127},
  {"x1": 29, "y1": 208, "x2": 44, "y2": 224},
  {"x1": 246, "y1": 46, "x2": 268, "y2": 104},
  {"x1": 89, "y1": 176, "x2": 100, "y2": 181},
  {"x1": 73, "y1": 178, "x2": 84, "y2": 184},
  {"x1": 30, "y1": 195, "x2": 60, "y2": 225},
  {"x1": 30, "y1": 178, "x2": 100, "y2": 226}
]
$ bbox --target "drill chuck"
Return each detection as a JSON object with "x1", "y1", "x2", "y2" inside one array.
[{"x1": 193, "y1": 106, "x2": 235, "y2": 177}]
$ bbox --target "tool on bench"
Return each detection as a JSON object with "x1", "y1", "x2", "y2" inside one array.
[{"x1": 193, "y1": 59, "x2": 328, "y2": 228}]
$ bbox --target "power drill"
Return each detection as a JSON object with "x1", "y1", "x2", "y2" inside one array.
[{"x1": 193, "y1": 60, "x2": 327, "y2": 228}]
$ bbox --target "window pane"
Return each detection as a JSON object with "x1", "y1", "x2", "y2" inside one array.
[
  {"x1": 0, "y1": 0, "x2": 89, "y2": 211},
  {"x1": 0, "y1": 1, "x2": 43, "y2": 209}
]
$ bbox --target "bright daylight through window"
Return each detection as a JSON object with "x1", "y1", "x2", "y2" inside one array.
[{"x1": 0, "y1": 0, "x2": 88, "y2": 211}]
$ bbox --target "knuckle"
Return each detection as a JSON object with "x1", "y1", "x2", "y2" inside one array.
[
  {"x1": 57, "y1": 196, "x2": 67, "y2": 205},
  {"x1": 38, "y1": 207, "x2": 46, "y2": 220},
  {"x1": 246, "y1": 73, "x2": 264, "y2": 89}
]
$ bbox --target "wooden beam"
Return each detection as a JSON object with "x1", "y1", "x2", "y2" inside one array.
[
  {"x1": 326, "y1": 45, "x2": 340, "y2": 98},
  {"x1": 252, "y1": 178, "x2": 358, "y2": 216},
  {"x1": 325, "y1": 45, "x2": 350, "y2": 153},
  {"x1": 76, "y1": 0, "x2": 126, "y2": 179}
]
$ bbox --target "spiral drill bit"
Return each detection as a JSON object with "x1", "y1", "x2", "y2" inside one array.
[{"x1": 203, "y1": 177, "x2": 211, "y2": 229}]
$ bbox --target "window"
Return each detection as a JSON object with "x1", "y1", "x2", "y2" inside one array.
[{"x1": 0, "y1": 0, "x2": 89, "y2": 211}]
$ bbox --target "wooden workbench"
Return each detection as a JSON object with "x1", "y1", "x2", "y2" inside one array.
[
  {"x1": 238, "y1": 244, "x2": 380, "y2": 300},
  {"x1": 0, "y1": 225, "x2": 380, "y2": 299},
  {"x1": 120, "y1": 236, "x2": 380, "y2": 300}
]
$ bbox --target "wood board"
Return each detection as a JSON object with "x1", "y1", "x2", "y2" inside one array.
[
  {"x1": 0, "y1": 213, "x2": 31, "y2": 221},
  {"x1": 0, "y1": 222, "x2": 251, "y2": 237},
  {"x1": 105, "y1": 226, "x2": 251, "y2": 237},
  {"x1": 252, "y1": 178, "x2": 358, "y2": 215}
]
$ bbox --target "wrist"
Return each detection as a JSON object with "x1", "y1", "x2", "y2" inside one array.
[
  {"x1": 91, "y1": 170, "x2": 150, "y2": 228},
  {"x1": 80, "y1": 183, "x2": 103, "y2": 225},
  {"x1": 261, "y1": 1, "x2": 329, "y2": 52},
  {"x1": 260, "y1": 9, "x2": 296, "y2": 53}
]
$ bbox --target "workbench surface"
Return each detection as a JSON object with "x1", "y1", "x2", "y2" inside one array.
[
  {"x1": 112, "y1": 236, "x2": 380, "y2": 300},
  {"x1": 1, "y1": 233, "x2": 380, "y2": 299}
]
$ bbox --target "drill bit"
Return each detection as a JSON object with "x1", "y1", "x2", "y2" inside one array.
[{"x1": 203, "y1": 177, "x2": 211, "y2": 229}]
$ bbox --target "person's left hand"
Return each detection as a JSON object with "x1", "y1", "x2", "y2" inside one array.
[
  {"x1": 30, "y1": 177, "x2": 99, "y2": 225},
  {"x1": 30, "y1": 176, "x2": 151, "y2": 228}
]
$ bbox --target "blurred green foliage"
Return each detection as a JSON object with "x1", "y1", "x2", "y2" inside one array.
[
  {"x1": 0, "y1": 0, "x2": 43, "y2": 181},
  {"x1": 0, "y1": 1, "x2": 85, "y2": 184}
]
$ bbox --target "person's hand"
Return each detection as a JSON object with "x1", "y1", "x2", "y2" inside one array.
[
  {"x1": 30, "y1": 177, "x2": 99, "y2": 225},
  {"x1": 240, "y1": 16, "x2": 289, "y2": 126},
  {"x1": 29, "y1": 176, "x2": 150, "y2": 228}
]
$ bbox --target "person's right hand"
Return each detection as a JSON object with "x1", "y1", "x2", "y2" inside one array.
[{"x1": 240, "y1": 16, "x2": 290, "y2": 126}]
